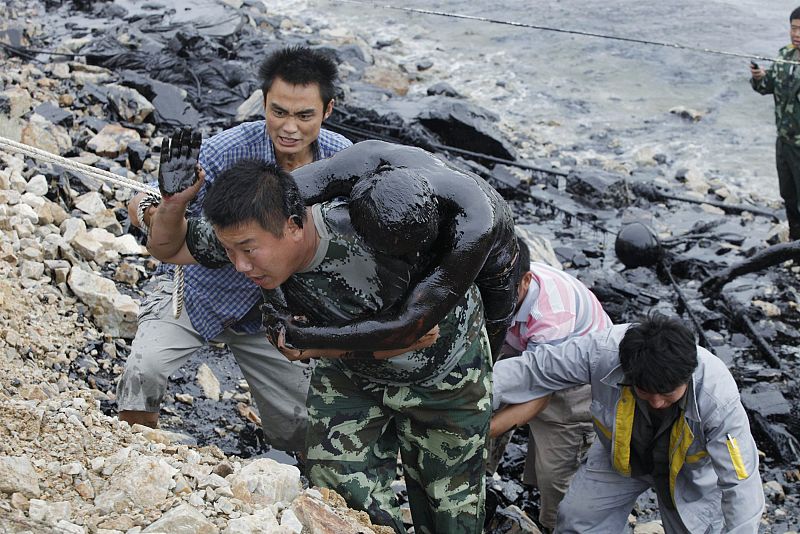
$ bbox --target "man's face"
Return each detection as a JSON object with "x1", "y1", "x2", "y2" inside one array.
[
  {"x1": 792, "y1": 19, "x2": 800, "y2": 49},
  {"x1": 264, "y1": 77, "x2": 333, "y2": 160},
  {"x1": 633, "y1": 383, "x2": 688, "y2": 410},
  {"x1": 214, "y1": 219, "x2": 303, "y2": 290}
]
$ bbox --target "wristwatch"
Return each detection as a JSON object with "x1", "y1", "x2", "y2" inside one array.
[{"x1": 136, "y1": 192, "x2": 160, "y2": 236}]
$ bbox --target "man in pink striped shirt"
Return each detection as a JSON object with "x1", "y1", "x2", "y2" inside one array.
[{"x1": 501, "y1": 236, "x2": 612, "y2": 532}]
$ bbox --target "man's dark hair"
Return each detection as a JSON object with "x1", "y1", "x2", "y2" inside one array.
[
  {"x1": 619, "y1": 312, "x2": 698, "y2": 394},
  {"x1": 350, "y1": 166, "x2": 439, "y2": 256},
  {"x1": 513, "y1": 235, "x2": 531, "y2": 288},
  {"x1": 203, "y1": 159, "x2": 305, "y2": 237},
  {"x1": 258, "y1": 46, "x2": 338, "y2": 106},
  {"x1": 791, "y1": 6, "x2": 800, "y2": 21}
]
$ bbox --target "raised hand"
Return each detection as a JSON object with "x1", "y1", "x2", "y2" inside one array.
[{"x1": 158, "y1": 129, "x2": 202, "y2": 196}]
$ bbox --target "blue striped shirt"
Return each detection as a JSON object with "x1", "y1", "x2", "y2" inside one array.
[{"x1": 170, "y1": 121, "x2": 351, "y2": 340}]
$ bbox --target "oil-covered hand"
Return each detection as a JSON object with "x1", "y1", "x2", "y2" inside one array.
[{"x1": 158, "y1": 129, "x2": 202, "y2": 196}]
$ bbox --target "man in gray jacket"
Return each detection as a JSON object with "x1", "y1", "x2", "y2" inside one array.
[{"x1": 491, "y1": 313, "x2": 764, "y2": 534}]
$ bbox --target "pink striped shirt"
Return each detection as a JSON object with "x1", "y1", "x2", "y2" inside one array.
[{"x1": 505, "y1": 262, "x2": 612, "y2": 352}]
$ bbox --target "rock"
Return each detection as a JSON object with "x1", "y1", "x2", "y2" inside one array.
[
  {"x1": 95, "y1": 454, "x2": 178, "y2": 513},
  {"x1": 280, "y1": 509, "x2": 304, "y2": 533},
  {"x1": 566, "y1": 166, "x2": 631, "y2": 209},
  {"x1": 197, "y1": 364, "x2": 221, "y2": 401},
  {"x1": 1, "y1": 86, "x2": 33, "y2": 117},
  {"x1": 119, "y1": 71, "x2": 201, "y2": 128},
  {"x1": 67, "y1": 267, "x2": 139, "y2": 338},
  {"x1": 669, "y1": 106, "x2": 704, "y2": 122},
  {"x1": 61, "y1": 217, "x2": 87, "y2": 241},
  {"x1": 235, "y1": 90, "x2": 264, "y2": 123},
  {"x1": 33, "y1": 101, "x2": 73, "y2": 127},
  {"x1": 74, "y1": 191, "x2": 107, "y2": 216},
  {"x1": 634, "y1": 521, "x2": 665, "y2": 534},
  {"x1": 28, "y1": 498, "x2": 72, "y2": 524},
  {"x1": 114, "y1": 262, "x2": 141, "y2": 286},
  {"x1": 71, "y1": 229, "x2": 119, "y2": 265},
  {"x1": 142, "y1": 502, "x2": 219, "y2": 533},
  {"x1": 741, "y1": 384, "x2": 792, "y2": 418},
  {"x1": 86, "y1": 124, "x2": 142, "y2": 158},
  {"x1": 485, "y1": 504, "x2": 541, "y2": 533},
  {"x1": 175, "y1": 393, "x2": 194, "y2": 405},
  {"x1": 763, "y1": 480, "x2": 785, "y2": 504},
  {"x1": 222, "y1": 506, "x2": 280, "y2": 533},
  {"x1": 19, "y1": 260, "x2": 45, "y2": 280},
  {"x1": 363, "y1": 65, "x2": 410, "y2": 96},
  {"x1": 290, "y1": 489, "x2": 383, "y2": 534},
  {"x1": 416, "y1": 59, "x2": 433, "y2": 71},
  {"x1": 85, "y1": 208, "x2": 123, "y2": 235},
  {"x1": 427, "y1": 82, "x2": 461, "y2": 98},
  {"x1": 416, "y1": 98, "x2": 517, "y2": 160},
  {"x1": 25, "y1": 174, "x2": 49, "y2": 196},
  {"x1": 0, "y1": 456, "x2": 41, "y2": 498},
  {"x1": 230, "y1": 458, "x2": 301, "y2": 507},
  {"x1": 114, "y1": 234, "x2": 147, "y2": 255},
  {"x1": 20, "y1": 114, "x2": 73, "y2": 155},
  {"x1": 752, "y1": 299, "x2": 781, "y2": 317},
  {"x1": 103, "y1": 84, "x2": 155, "y2": 124}
]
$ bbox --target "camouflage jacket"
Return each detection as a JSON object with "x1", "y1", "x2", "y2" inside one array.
[
  {"x1": 751, "y1": 44, "x2": 800, "y2": 145},
  {"x1": 186, "y1": 199, "x2": 487, "y2": 386}
]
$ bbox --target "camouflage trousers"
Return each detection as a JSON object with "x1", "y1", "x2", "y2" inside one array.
[{"x1": 305, "y1": 336, "x2": 492, "y2": 534}]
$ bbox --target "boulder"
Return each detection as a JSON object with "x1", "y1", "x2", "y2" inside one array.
[
  {"x1": 67, "y1": 267, "x2": 139, "y2": 338},
  {"x1": 0, "y1": 456, "x2": 41, "y2": 498},
  {"x1": 86, "y1": 124, "x2": 141, "y2": 158},
  {"x1": 142, "y1": 503, "x2": 219, "y2": 534}
]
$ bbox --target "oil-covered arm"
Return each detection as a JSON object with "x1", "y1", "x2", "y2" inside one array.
[
  {"x1": 280, "y1": 212, "x2": 497, "y2": 352},
  {"x1": 293, "y1": 139, "x2": 432, "y2": 203}
]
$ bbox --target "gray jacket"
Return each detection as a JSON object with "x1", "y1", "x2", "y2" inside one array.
[{"x1": 493, "y1": 324, "x2": 764, "y2": 533}]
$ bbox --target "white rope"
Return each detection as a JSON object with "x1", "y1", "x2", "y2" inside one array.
[{"x1": 0, "y1": 135, "x2": 185, "y2": 319}]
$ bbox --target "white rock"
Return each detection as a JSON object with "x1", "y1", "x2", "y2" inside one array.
[
  {"x1": 67, "y1": 267, "x2": 139, "y2": 338},
  {"x1": 13, "y1": 202, "x2": 39, "y2": 224},
  {"x1": 0, "y1": 456, "x2": 41, "y2": 498},
  {"x1": 197, "y1": 364, "x2": 221, "y2": 401},
  {"x1": 86, "y1": 124, "x2": 141, "y2": 158},
  {"x1": 230, "y1": 458, "x2": 301, "y2": 507},
  {"x1": 235, "y1": 90, "x2": 264, "y2": 122},
  {"x1": 26, "y1": 174, "x2": 49, "y2": 196},
  {"x1": 19, "y1": 260, "x2": 45, "y2": 280},
  {"x1": 61, "y1": 218, "x2": 87, "y2": 242},
  {"x1": 634, "y1": 521, "x2": 665, "y2": 534},
  {"x1": 95, "y1": 454, "x2": 178, "y2": 513},
  {"x1": 279, "y1": 509, "x2": 303, "y2": 533},
  {"x1": 74, "y1": 191, "x2": 107, "y2": 215},
  {"x1": 54, "y1": 520, "x2": 86, "y2": 534},
  {"x1": 28, "y1": 499, "x2": 72, "y2": 524},
  {"x1": 222, "y1": 506, "x2": 280, "y2": 534},
  {"x1": 21, "y1": 114, "x2": 73, "y2": 155},
  {"x1": 114, "y1": 233, "x2": 147, "y2": 255},
  {"x1": 142, "y1": 503, "x2": 219, "y2": 534},
  {"x1": 2, "y1": 86, "x2": 33, "y2": 117},
  {"x1": 20, "y1": 191, "x2": 47, "y2": 210}
]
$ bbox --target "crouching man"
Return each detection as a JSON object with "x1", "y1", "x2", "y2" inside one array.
[{"x1": 491, "y1": 313, "x2": 764, "y2": 533}]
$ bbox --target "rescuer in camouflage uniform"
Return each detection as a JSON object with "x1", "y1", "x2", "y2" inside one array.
[
  {"x1": 750, "y1": 6, "x2": 800, "y2": 240},
  {"x1": 156, "y1": 158, "x2": 492, "y2": 534}
]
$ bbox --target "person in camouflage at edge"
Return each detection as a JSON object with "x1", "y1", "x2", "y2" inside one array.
[
  {"x1": 750, "y1": 5, "x2": 800, "y2": 240},
  {"x1": 150, "y1": 157, "x2": 492, "y2": 534}
]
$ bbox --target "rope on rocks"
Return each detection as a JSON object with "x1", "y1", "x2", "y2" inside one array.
[
  {"x1": 334, "y1": 0, "x2": 800, "y2": 66},
  {"x1": 0, "y1": 135, "x2": 186, "y2": 320}
]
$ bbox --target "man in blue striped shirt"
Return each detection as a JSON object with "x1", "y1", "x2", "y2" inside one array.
[{"x1": 118, "y1": 46, "x2": 351, "y2": 452}]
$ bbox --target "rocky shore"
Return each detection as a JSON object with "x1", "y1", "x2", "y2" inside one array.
[{"x1": 1, "y1": 0, "x2": 798, "y2": 533}]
